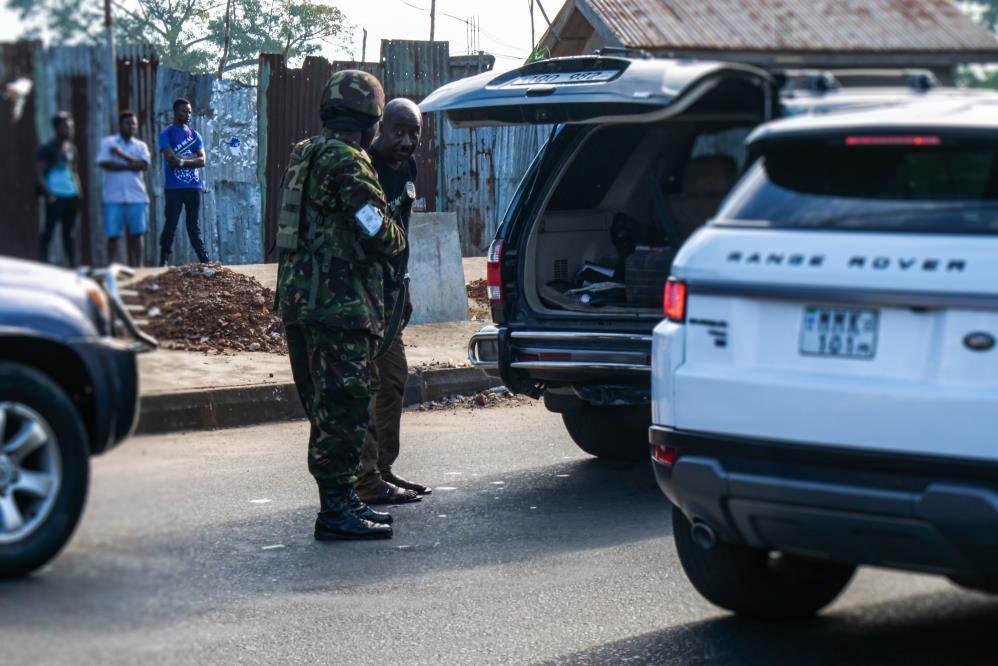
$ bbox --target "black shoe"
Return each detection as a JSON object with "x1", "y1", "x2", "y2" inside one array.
[
  {"x1": 159, "y1": 251, "x2": 170, "y2": 267},
  {"x1": 383, "y1": 470, "x2": 432, "y2": 495},
  {"x1": 316, "y1": 485, "x2": 392, "y2": 540},
  {"x1": 356, "y1": 480, "x2": 421, "y2": 505},
  {"x1": 347, "y1": 488, "x2": 393, "y2": 525}
]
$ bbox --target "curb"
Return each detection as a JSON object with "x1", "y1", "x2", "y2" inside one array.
[{"x1": 135, "y1": 366, "x2": 501, "y2": 435}]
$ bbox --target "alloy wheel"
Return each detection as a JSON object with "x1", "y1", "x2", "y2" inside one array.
[{"x1": 0, "y1": 402, "x2": 62, "y2": 545}]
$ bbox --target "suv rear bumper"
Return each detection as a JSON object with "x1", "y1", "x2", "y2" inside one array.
[
  {"x1": 650, "y1": 425, "x2": 998, "y2": 578},
  {"x1": 470, "y1": 325, "x2": 652, "y2": 398}
]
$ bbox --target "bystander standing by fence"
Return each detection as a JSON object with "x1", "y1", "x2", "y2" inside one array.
[
  {"x1": 97, "y1": 110, "x2": 151, "y2": 267},
  {"x1": 158, "y1": 98, "x2": 209, "y2": 266},
  {"x1": 36, "y1": 111, "x2": 81, "y2": 267}
]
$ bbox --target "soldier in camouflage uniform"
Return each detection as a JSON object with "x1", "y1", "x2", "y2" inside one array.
[{"x1": 276, "y1": 70, "x2": 406, "y2": 541}]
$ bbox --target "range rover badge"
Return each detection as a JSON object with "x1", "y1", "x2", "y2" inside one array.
[{"x1": 963, "y1": 332, "x2": 995, "y2": 352}]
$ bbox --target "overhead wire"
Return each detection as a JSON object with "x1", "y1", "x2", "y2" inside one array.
[{"x1": 387, "y1": 0, "x2": 532, "y2": 58}]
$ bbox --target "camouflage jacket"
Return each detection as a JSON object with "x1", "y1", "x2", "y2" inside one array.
[{"x1": 277, "y1": 130, "x2": 406, "y2": 337}]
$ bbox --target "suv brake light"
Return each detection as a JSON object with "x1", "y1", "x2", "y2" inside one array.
[
  {"x1": 664, "y1": 279, "x2": 687, "y2": 322},
  {"x1": 845, "y1": 135, "x2": 941, "y2": 146},
  {"x1": 486, "y1": 239, "x2": 504, "y2": 305}
]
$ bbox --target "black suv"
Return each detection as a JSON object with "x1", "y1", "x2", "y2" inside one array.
[
  {"x1": 0, "y1": 257, "x2": 155, "y2": 578},
  {"x1": 423, "y1": 54, "x2": 982, "y2": 460}
]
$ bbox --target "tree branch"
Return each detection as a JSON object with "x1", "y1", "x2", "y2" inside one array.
[{"x1": 221, "y1": 57, "x2": 258, "y2": 73}]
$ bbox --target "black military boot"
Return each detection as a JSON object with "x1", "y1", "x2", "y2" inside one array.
[
  {"x1": 315, "y1": 484, "x2": 393, "y2": 541},
  {"x1": 347, "y1": 487, "x2": 393, "y2": 525}
]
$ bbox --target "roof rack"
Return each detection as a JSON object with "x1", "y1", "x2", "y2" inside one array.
[{"x1": 779, "y1": 68, "x2": 938, "y2": 94}]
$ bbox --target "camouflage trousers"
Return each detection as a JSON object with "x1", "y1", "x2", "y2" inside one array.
[{"x1": 285, "y1": 323, "x2": 377, "y2": 487}]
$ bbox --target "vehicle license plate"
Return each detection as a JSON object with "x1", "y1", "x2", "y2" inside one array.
[
  {"x1": 504, "y1": 70, "x2": 618, "y2": 87},
  {"x1": 799, "y1": 307, "x2": 879, "y2": 359}
]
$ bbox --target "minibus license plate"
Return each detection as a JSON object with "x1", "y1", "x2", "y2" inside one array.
[{"x1": 799, "y1": 307, "x2": 878, "y2": 359}]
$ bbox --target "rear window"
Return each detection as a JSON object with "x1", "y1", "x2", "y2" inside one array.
[
  {"x1": 546, "y1": 125, "x2": 645, "y2": 210},
  {"x1": 715, "y1": 139, "x2": 998, "y2": 233}
]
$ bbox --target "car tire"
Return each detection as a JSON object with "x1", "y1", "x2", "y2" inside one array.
[
  {"x1": 0, "y1": 362, "x2": 89, "y2": 580},
  {"x1": 562, "y1": 404, "x2": 650, "y2": 461},
  {"x1": 672, "y1": 505, "x2": 855, "y2": 620}
]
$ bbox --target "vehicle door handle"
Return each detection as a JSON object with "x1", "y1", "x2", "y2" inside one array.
[{"x1": 525, "y1": 85, "x2": 556, "y2": 97}]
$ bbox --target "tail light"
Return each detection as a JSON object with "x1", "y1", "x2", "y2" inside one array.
[
  {"x1": 486, "y1": 239, "x2": 503, "y2": 303},
  {"x1": 845, "y1": 135, "x2": 941, "y2": 146},
  {"x1": 652, "y1": 443, "x2": 678, "y2": 466},
  {"x1": 663, "y1": 279, "x2": 687, "y2": 322}
]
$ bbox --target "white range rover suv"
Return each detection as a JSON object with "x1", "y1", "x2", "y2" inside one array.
[{"x1": 650, "y1": 98, "x2": 998, "y2": 619}]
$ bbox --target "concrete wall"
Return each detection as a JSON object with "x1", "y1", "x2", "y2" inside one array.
[{"x1": 407, "y1": 212, "x2": 468, "y2": 325}]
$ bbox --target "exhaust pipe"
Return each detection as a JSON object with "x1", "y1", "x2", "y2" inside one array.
[{"x1": 691, "y1": 521, "x2": 717, "y2": 550}]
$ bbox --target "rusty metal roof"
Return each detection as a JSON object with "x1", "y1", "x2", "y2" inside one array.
[{"x1": 583, "y1": 0, "x2": 998, "y2": 53}]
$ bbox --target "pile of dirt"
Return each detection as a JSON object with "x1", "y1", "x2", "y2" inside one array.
[
  {"x1": 467, "y1": 278, "x2": 490, "y2": 319},
  {"x1": 133, "y1": 264, "x2": 286, "y2": 354},
  {"x1": 409, "y1": 386, "x2": 528, "y2": 412}
]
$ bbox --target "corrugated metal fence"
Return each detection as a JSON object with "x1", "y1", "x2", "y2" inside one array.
[
  {"x1": 3, "y1": 39, "x2": 545, "y2": 265},
  {"x1": 0, "y1": 41, "x2": 41, "y2": 260},
  {"x1": 259, "y1": 42, "x2": 451, "y2": 261},
  {"x1": 381, "y1": 40, "x2": 449, "y2": 215},
  {"x1": 442, "y1": 124, "x2": 549, "y2": 254},
  {"x1": 155, "y1": 69, "x2": 262, "y2": 265},
  {"x1": 260, "y1": 41, "x2": 545, "y2": 258}
]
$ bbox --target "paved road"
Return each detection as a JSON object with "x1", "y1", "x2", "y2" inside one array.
[{"x1": 3, "y1": 403, "x2": 998, "y2": 664}]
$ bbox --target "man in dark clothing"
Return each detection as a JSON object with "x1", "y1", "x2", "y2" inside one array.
[
  {"x1": 356, "y1": 97, "x2": 432, "y2": 504},
  {"x1": 37, "y1": 112, "x2": 81, "y2": 267},
  {"x1": 158, "y1": 98, "x2": 209, "y2": 265}
]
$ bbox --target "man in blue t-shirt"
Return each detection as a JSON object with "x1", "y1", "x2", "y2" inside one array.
[{"x1": 158, "y1": 98, "x2": 209, "y2": 265}]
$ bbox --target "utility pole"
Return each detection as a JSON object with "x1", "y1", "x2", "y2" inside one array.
[
  {"x1": 103, "y1": 0, "x2": 118, "y2": 132},
  {"x1": 529, "y1": 0, "x2": 535, "y2": 53},
  {"x1": 537, "y1": 0, "x2": 559, "y2": 41},
  {"x1": 430, "y1": 0, "x2": 436, "y2": 41},
  {"x1": 217, "y1": 0, "x2": 234, "y2": 79},
  {"x1": 362, "y1": 29, "x2": 368, "y2": 62}
]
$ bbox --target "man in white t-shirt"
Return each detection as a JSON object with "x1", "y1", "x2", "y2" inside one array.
[{"x1": 97, "y1": 110, "x2": 151, "y2": 266}]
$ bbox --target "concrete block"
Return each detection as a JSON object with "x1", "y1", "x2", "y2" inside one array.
[
  {"x1": 420, "y1": 367, "x2": 497, "y2": 402},
  {"x1": 407, "y1": 212, "x2": 468, "y2": 324}
]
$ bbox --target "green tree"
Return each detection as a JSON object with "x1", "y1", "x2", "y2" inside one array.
[
  {"x1": 6, "y1": 0, "x2": 352, "y2": 77},
  {"x1": 7, "y1": 0, "x2": 103, "y2": 43},
  {"x1": 957, "y1": 1, "x2": 998, "y2": 89},
  {"x1": 207, "y1": 0, "x2": 351, "y2": 75},
  {"x1": 978, "y1": 0, "x2": 998, "y2": 31}
]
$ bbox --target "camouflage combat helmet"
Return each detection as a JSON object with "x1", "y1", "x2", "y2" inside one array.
[{"x1": 320, "y1": 70, "x2": 386, "y2": 120}]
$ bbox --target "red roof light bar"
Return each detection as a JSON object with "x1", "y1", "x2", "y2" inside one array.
[{"x1": 845, "y1": 135, "x2": 942, "y2": 147}]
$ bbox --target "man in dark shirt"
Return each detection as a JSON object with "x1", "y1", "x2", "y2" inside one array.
[
  {"x1": 36, "y1": 112, "x2": 81, "y2": 266},
  {"x1": 356, "y1": 98, "x2": 431, "y2": 504}
]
